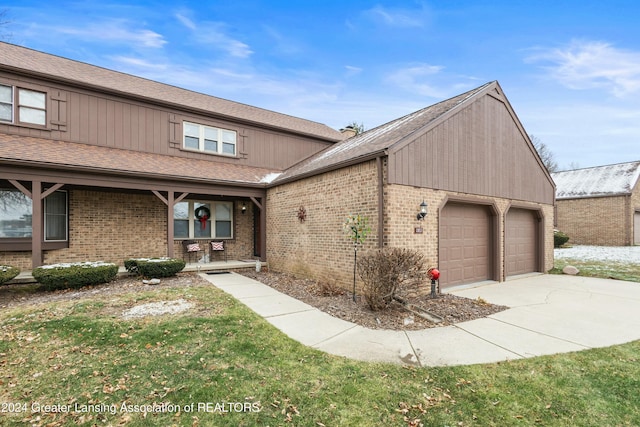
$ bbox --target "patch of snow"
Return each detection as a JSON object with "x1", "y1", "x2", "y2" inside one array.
[
  {"x1": 260, "y1": 172, "x2": 282, "y2": 184},
  {"x1": 39, "y1": 261, "x2": 116, "y2": 269},
  {"x1": 121, "y1": 299, "x2": 194, "y2": 319},
  {"x1": 554, "y1": 245, "x2": 640, "y2": 263}
]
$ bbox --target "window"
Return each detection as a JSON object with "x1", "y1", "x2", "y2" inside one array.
[
  {"x1": 0, "y1": 189, "x2": 68, "y2": 240},
  {"x1": 173, "y1": 201, "x2": 233, "y2": 239},
  {"x1": 183, "y1": 121, "x2": 236, "y2": 156},
  {"x1": 0, "y1": 84, "x2": 47, "y2": 126}
]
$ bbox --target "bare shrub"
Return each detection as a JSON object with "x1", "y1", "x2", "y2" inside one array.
[{"x1": 357, "y1": 248, "x2": 427, "y2": 311}]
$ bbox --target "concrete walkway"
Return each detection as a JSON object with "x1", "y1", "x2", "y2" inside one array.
[{"x1": 199, "y1": 272, "x2": 640, "y2": 367}]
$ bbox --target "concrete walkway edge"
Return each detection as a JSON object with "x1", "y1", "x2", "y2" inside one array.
[{"x1": 200, "y1": 272, "x2": 640, "y2": 366}]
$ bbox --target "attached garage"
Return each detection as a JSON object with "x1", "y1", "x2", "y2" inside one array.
[
  {"x1": 440, "y1": 202, "x2": 495, "y2": 289},
  {"x1": 505, "y1": 208, "x2": 539, "y2": 277}
]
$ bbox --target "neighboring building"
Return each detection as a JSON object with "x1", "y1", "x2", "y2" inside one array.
[
  {"x1": 0, "y1": 42, "x2": 555, "y2": 290},
  {"x1": 552, "y1": 161, "x2": 640, "y2": 246}
]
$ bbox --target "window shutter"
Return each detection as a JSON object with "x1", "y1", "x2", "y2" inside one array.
[
  {"x1": 168, "y1": 114, "x2": 181, "y2": 147},
  {"x1": 50, "y1": 90, "x2": 67, "y2": 131}
]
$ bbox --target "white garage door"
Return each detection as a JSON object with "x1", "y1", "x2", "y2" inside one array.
[{"x1": 440, "y1": 203, "x2": 492, "y2": 289}]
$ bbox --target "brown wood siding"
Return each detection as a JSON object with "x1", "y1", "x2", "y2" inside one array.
[
  {"x1": 0, "y1": 72, "x2": 333, "y2": 171},
  {"x1": 387, "y1": 94, "x2": 554, "y2": 204}
]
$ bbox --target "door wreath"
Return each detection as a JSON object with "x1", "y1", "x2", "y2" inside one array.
[{"x1": 195, "y1": 206, "x2": 211, "y2": 230}]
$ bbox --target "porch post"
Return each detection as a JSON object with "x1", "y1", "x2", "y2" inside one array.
[
  {"x1": 31, "y1": 181, "x2": 43, "y2": 268},
  {"x1": 260, "y1": 198, "x2": 267, "y2": 262},
  {"x1": 167, "y1": 191, "x2": 175, "y2": 258}
]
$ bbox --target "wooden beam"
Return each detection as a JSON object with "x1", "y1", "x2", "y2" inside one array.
[
  {"x1": 8, "y1": 179, "x2": 31, "y2": 198},
  {"x1": 250, "y1": 196, "x2": 262, "y2": 210},
  {"x1": 175, "y1": 192, "x2": 189, "y2": 204},
  {"x1": 41, "y1": 183, "x2": 65, "y2": 199},
  {"x1": 31, "y1": 181, "x2": 43, "y2": 268},
  {"x1": 152, "y1": 190, "x2": 168, "y2": 205}
]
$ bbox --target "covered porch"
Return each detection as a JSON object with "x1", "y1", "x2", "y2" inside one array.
[{"x1": 0, "y1": 145, "x2": 274, "y2": 270}]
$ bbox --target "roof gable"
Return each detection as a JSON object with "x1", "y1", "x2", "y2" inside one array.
[
  {"x1": 552, "y1": 161, "x2": 640, "y2": 199},
  {"x1": 0, "y1": 42, "x2": 342, "y2": 141},
  {"x1": 273, "y1": 81, "x2": 495, "y2": 183}
]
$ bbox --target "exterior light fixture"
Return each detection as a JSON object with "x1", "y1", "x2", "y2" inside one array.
[
  {"x1": 416, "y1": 200, "x2": 427, "y2": 220},
  {"x1": 241, "y1": 202, "x2": 247, "y2": 214}
]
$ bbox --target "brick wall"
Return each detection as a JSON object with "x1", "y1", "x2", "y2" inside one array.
[
  {"x1": 0, "y1": 191, "x2": 256, "y2": 270},
  {"x1": 556, "y1": 196, "x2": 630, "y2": 246},
  {"x1": 266, "y1": 160, "x2": 380, "y2": 289},
  {"x1": 266, "y1": 158, "x2": 554, "y2": 290},
  {"x1": 171, "y1": 200, "x2": 256, "y2": 262},
  {"x1": 631, "y1": 183, "x2": 640, "y2": 245},
  {"x1": 386, "y1": 184, "x2": 554, "y2": 279}
]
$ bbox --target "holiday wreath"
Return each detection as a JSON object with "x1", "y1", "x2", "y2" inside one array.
[{"x1": 195, "y1": 206, "x2": 210, "y2": 230}]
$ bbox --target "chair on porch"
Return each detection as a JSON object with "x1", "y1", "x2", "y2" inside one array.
[
  {"x1": 210, "y1": 241, "x2": 227, "y2": 262},
  {"x1": 182, "y1": 240, "x2": 203, "y2": 264}
]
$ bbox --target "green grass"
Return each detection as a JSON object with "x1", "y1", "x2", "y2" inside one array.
[
  {"x1": 1, "y1": 275, "x2": 640, "y2": 426},
  {"x1": 551, "y1": 258, "x2": 640, "y2": 282}
]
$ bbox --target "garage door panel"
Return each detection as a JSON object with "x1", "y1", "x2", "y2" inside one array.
[
  {"x1": 440, "y1": 203, "x2": 492, "y2": 288},
  {"x1": 505, "y1": 208, "x2": 538, "y2": 277}
]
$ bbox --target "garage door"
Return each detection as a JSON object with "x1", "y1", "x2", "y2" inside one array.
[
  {"x1": 440, "y1": 203, "x2": 492, "y2": 289},
  {"x1": 505, "y1": 208, "x2": 538, "y2": 277}
]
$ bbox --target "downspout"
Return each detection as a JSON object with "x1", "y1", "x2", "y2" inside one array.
[{"x1": 377, "y1": 156, "x2": 385, "y2": 248}]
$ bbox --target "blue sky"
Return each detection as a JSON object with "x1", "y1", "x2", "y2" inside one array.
[{"x1": 3, "y1": 0, "x2": 640, "y2": 170}]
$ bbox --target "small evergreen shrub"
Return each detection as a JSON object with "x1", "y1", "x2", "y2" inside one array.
[
  {"x1": 0, "y1": 265, "x2": 20, "y2": 285},
  {"x1": 124, "y1": 258, "x2": 185, "y2": 278},
  {"x1": 32, "y1": 261, "x2": 118, "y2": 291},
  {"x1": 554, "y1": 230, "x2": 570, "y2": 248}
]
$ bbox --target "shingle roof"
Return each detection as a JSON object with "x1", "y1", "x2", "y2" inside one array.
[
  {"x1": 0, "y1": 134, "x2": 279, "y2": 185},
  {"x1": 272, "y1": 81, "x2": 495, "y2": 184},
  {"x1": 0, "y1": 42, "x2": 342, "y2": 142},
  {"x1": 552, "y1": 161, "x2": 640, "y2": 199}
]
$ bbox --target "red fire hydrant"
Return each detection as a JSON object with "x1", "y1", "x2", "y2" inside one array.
[{"x1": 428, "y1": 268, "x2": 440, "y2": 298}]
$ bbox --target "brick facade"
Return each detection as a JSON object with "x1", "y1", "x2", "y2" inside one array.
[
  {"x1": 266, "y1": 158, "x2": 555, "y2": 291},
  {"x1": 0, "y1": 190, "x2": 256, "y2": 270},
  {"x1": 555, "y1": 193, "x2": 636, "y2": 246},
  {"x1": 266, "y1": 160, "x2": 380, "y2": 288}
]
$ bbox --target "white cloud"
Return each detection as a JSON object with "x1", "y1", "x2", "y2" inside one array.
[
  {"x1": 385, "y1": 63, "x2": 447, "y2": 97},
  {"x1": 24, "y1": 20, "x2": 166, "y2": 48},
  {"x1": 175, "y1": 13, "x2": 196, "y2": 30},
  {"x1": 526, "y1": 40, "x2": 640, "y2": 97},
  {"x1": 364, "y1": 5, "x2": 427, "y2": 28}
]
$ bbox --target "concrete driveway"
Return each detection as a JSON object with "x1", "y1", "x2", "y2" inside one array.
[{"x1": 202, "y1": 272, "x2": 640, "y2": 367}]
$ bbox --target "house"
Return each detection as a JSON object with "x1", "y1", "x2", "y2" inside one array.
[
  {"x1": 0, "y1": 42, "x2": 342, "y2": 271},
  {"x1": 267, "y1": 81, "x2": 556, "y2": 289},
  {"x1": 552, "y1": 161, "x2": 640, "y2": 246},
  {"x1": 0, "y1": 42, "x2": 555, "y2": 290}
]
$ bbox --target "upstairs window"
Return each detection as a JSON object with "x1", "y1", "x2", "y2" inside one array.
[
  {"x1": 183, "y1": 121, "x2": 236, "y2": 156},
  {"x1": 0, "y1": 84, "x2": 47, "y2": 126}
]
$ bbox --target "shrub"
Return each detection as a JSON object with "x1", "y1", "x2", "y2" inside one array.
[
  {"x1": 357, "y1": 248, "x2": 427, "y2": 311},
  {"x1": 0, "y1": 265, "x2": 20, "y2": 285},
  {"x1": 554, "y1": 229, "x2": 570, "y2": 248},
  {"x1": 124, "y1": 258, "x2": 185, "y2": 278},
  {"x1": 32, "y1": 261, "x2": 118, "y2": 291}
]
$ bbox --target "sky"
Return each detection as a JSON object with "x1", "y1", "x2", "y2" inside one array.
[{"x1": 2, "y1": 0, "x2": 640, "y2": 170}]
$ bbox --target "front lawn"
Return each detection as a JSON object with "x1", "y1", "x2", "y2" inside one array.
[
  {"x1": 1, "y1": 274, "x2": 639, "y2": 426},
  {"x1": 552, "y1": 246, "x2": 640, "y2": 282}
]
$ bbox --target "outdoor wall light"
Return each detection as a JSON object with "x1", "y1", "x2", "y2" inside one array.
[
  {"x1": 416, "y1": 200, "x2": 428, "y2": 220},
  {"x1": 241, "y1": 202, "x2": 247, "y2": 214}
]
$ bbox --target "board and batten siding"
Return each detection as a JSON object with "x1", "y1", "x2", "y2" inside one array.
[
  {"x1": 0, "y1": 72, "x2": 333, "y2": 172},
  {"x1": 387, "y1": 93, "x2": 554, "y2": 205}
]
